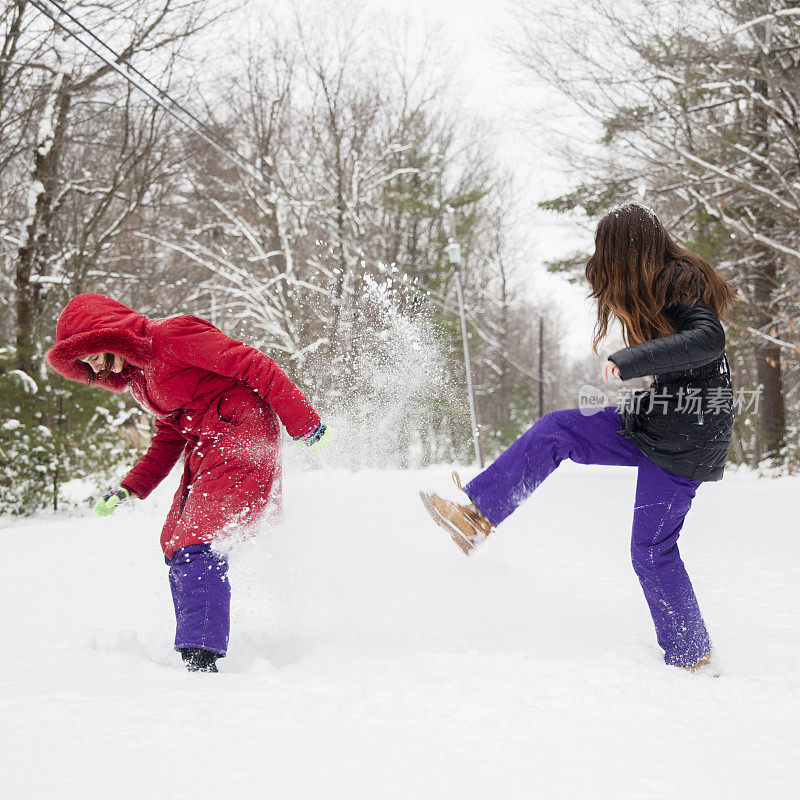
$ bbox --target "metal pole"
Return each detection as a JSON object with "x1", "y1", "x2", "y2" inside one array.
[
  {"x1": 445, "y1": 206, "x2": 484, "y2": 468},
  {"x1": 538, "y1": 315, "x2": 544, "y2": 419}
]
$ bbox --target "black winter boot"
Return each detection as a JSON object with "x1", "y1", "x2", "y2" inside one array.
[{"x1": 179, "y1": 647, "x2": 219, "y2": 673}]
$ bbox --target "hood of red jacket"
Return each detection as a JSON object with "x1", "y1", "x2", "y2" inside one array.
[{"x1": 46, "y1": 293, "x2": 153, "y2": 391}]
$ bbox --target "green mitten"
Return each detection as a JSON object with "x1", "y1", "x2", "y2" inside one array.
[
  {"x1": 94, "y1": 487, "x2": 132, "y2": 517},
  {"x1": 294, "y1": 423, "x2": 331, "y2": 454}
]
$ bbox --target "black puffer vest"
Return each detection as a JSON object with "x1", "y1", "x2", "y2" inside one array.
[{"x1": 609, "y1": 300, "x2": 733, "y2": 482}]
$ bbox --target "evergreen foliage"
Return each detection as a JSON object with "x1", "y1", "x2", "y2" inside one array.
[{"x1": 0, "y1": 357, "x2": 143, "y2": 515}]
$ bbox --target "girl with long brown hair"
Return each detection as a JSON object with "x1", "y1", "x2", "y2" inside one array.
[{"x1": 420, "y1": 204, "x2": 735, "y2": 671}]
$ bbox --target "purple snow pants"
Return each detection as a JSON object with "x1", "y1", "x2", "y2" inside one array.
[
  {"x1": 166, "y1": 544, "x2": 231, "y2": 657},
  {"x1": 464, "y1": 407, "x2": 710, "y2": 667}
]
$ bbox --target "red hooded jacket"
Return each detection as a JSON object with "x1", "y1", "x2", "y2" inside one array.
[{"x1": 47, "y1": 293, "x2": 320, "y2": 556}]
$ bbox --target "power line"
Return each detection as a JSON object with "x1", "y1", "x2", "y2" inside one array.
[
  {"x1": 30, "y1": 0, "x2": 276, "y2": 193},
  {"x1": 30, "y1": 0, "x2": 380, "y2": 268},
  {"x1": 35, "y1": 0, "x2": 240, "y2": 160}
]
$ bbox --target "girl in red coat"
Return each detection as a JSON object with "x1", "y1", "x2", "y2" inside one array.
[{"x1": 47, "y1": 293, "x2": 328, "y2": 672}]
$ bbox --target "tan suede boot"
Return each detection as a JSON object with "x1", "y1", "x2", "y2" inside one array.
[
  {"x1": 419, "y1": 472, "x2": 494, "y2": 555},
  {"x1": 679, "y1": 651, "x2": 714, "y2": 673}
]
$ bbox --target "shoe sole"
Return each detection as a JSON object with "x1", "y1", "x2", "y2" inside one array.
[{"x1": 419, "y1": 490, "x2": 474, "y2": 556}]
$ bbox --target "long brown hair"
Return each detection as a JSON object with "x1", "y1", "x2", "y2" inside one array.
[{"x1": 585, "y1": 204, "x2": 735, "y2": 352}]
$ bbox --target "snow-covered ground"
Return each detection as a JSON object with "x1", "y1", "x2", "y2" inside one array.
[{"x1": 1, "y1": 463, "x2": 798, "y2": 799}]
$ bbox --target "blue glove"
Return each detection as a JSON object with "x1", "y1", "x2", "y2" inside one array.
[
  {"x1": 294, "y1": 423, "x2": 331, "y2": 454},
  {"x1": 94, "y1": 486, "x2": 134, "y2": 517}
]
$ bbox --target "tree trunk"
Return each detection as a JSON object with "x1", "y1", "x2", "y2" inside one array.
[
  {"x1": 750, "y1": 63, "x2": 786, "y2": 461},
  {"x1": 15, "y1": 71, "x2": 71, "y2": 373}
]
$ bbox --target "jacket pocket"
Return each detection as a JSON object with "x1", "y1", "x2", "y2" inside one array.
[
  {"x1": 618, "y1": 389, "x2": 649, "y2": 437},
  {"x1": 215, "y1": 392, "x2": 261, "y2": 429},
  {"x1": 216, "y1": 395, "x2": 240, "y2": 426}
]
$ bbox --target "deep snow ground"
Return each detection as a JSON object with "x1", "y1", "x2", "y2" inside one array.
[{"x1": 1, "y1": 463, "x2": 798, "y2": 799}]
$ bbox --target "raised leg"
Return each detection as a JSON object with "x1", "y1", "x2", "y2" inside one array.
[{"x1": 465, "y1": 407, "x2": 640, "y2": 526}]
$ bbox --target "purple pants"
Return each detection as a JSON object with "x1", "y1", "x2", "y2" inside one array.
[
  {"x1": 166, "y1": 544, "x2": 230, "y2": 657},
  {"x1": 465, "y1": 407, "x2": 710, "y2": 667}
]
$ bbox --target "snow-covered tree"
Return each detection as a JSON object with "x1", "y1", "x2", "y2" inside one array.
[{"x1": 510, "y1": 0, "x2": 800, "y2": 464}]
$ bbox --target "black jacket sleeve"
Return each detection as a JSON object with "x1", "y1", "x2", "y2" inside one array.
[{"x1": 608, "y1": 300, "x2": 726, "y2": 380}]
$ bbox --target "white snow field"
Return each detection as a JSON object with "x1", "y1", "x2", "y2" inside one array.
[{"x1": 1, "y1": 463, "x2": 798, "y2": 799}]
